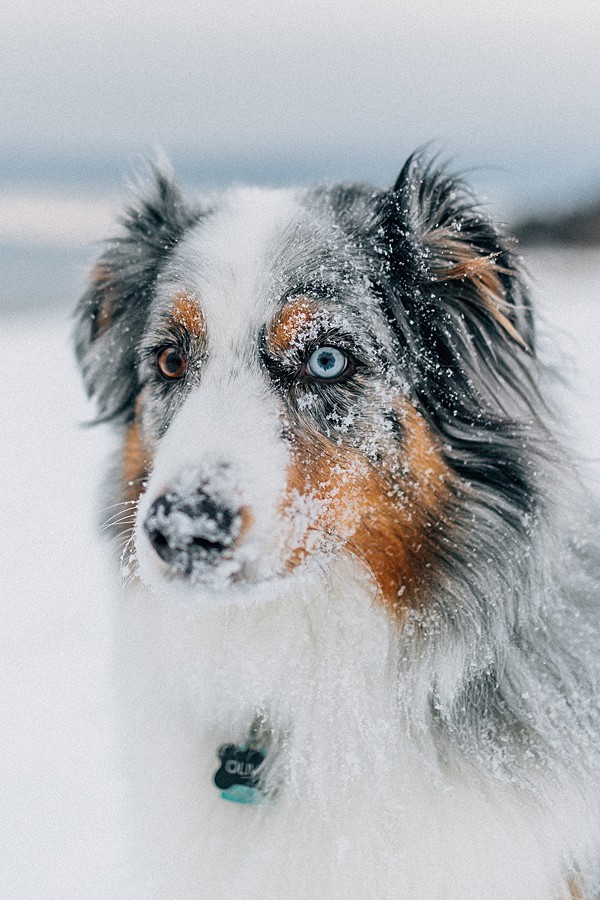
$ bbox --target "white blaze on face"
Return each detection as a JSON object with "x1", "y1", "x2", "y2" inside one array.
[{"x1": 135, "y1": 187, "x2": 301, "y2": 597}]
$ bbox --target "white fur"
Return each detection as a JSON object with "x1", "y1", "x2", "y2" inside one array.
[
  {"x1": 115, "y1": 562, "x2": 590, "y2": 899},
  {"x1": 103, "y1": 187, "x2": 596, "y2": 898}
]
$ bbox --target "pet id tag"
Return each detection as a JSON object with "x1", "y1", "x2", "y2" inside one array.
[{"x1": 213, "y1": 717, "x2": 271, "y2": 804}]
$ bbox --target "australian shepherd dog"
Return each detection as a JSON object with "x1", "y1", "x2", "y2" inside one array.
[{"x1": 75, "y1": 154, "x2": 600, "y2": 898}]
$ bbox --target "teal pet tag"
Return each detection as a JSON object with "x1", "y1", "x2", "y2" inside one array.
[{"x1": 213, "y1": 717, "x2": 271, "y2": 805}]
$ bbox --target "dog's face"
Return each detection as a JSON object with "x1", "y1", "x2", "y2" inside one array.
[
  {"x1": 76, "y1": 157, "x2": 536, "y2": 610},
  {"x1": 126, "y1": 185, "x2": 453, "y2": 602}
]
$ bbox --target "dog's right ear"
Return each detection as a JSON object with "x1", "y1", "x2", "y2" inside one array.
[{"x1": 74, "y1": 164, "x2": 200, "y2": 423}]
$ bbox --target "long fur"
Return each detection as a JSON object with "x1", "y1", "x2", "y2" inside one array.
[{"x1": 75, "y1": 154, "x2": 600, "y2": 899}]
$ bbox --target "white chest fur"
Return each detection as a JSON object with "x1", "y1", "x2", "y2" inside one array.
[{"x1": 113, "y1": 561, "x2": 588, "y2": 900}]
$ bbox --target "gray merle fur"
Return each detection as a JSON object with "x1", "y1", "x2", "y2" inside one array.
[
  {"x1": 75, "y1": 165, "x2": 202, "y2": 423},
  {"x1": 75, "y1": 154, "x2": 600, "y2": 810}
]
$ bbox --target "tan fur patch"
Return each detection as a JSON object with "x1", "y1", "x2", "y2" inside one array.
[
  {"x1": 269, "y1": 297, "x2": 319, "y2": 353},
  {"x1": 238, "y1": 506, "x2": 255, "y2": 543},
  {"x1": 283, "y1": 399, "x2": 452, "y2": 612},
  {"x1": 122, "y1": 392, "x2": 152, "y2": 510},
  {"x1": 171, "y1": 292, "x2": 206, "y2": 339},
  {"x1": 427, "y1": 229, "x2": 529, "y2": 351}
]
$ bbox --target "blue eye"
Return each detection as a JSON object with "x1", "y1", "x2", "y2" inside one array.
[{"x1": 306, "y1": 346, "x2": 348, "y2": 380}]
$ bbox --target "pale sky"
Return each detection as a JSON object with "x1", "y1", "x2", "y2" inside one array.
[
  {"x1": 1, "y1": 0, "x2": 599, "y2": 308},
  {"x1": 2, "y1": 0, "x2": 600, "y2": 207}
]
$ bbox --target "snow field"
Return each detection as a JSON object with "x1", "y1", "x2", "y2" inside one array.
[{"x1": 1, "y1": 248, "x2": 599, "y2": 898}]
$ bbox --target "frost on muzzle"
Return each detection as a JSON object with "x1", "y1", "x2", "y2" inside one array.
[{"x1": 142, "y1": 466, "x2": 248, "y2": 584}]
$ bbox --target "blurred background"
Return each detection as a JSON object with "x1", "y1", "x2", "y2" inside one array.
[
  {"x1": 2, "y1": 0, "x2": 600, "y2": 312},
  {"x1": 2, "y1": 2, "x2": 600, "y2": 896}
]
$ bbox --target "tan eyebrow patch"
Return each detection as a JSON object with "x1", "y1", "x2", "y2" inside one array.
[
  {"x1": 171, "y1": 292, "x2": 206, "y2": 339},
  {"x1": 269, "y1": 297, "x2": 321, "y2": 353},
  {"x1": 282, "y1": 399, "x2": 454, "y2": 616}
]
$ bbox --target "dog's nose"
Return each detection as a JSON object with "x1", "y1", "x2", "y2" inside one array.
[{"x1": 143, "y1": 488, "x2": 242, "y2": 575}]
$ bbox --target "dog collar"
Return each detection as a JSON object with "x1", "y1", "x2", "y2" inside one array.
[{"x1": 213, "y1": 715, "x2": 272, "y2": 805}]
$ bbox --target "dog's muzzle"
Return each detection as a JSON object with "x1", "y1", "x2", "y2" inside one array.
[{"x1": 143, "y1": 472, "x2": 243, "y2": 578}]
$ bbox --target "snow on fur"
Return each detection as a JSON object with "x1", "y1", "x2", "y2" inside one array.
[{"x1": 68, "y1": 162, "x2": 600, "y2": 898}]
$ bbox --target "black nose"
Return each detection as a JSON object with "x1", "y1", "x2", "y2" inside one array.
[{"x1": 144, "y1": 488, "x2": 242, "y2": 576}]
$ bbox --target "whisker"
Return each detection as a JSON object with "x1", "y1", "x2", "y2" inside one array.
[{"x1": 100, "y1": 510, "x2": 138, "y2": 533}]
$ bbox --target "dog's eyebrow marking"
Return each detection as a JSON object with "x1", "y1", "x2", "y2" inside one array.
[
  {"x1": 169, "y1": 292, "x2": 206, "y2": 339},
  {"x1": 268, "y1": 297, "x2": 321, "y2": 353}
]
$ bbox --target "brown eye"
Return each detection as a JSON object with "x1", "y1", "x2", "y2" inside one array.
[{"x1": 156, "y1": 346, "x2": 186, "y2": 380}]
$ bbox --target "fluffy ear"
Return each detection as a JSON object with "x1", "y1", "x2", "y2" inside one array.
[
  {"x1": 373, "y1": 155, "x2": 539, "y2": 513},
  {"x1": 74, "y1": 164, "x2": 200, "y2": 423},
  {"x1": 408, "y1": 158, "x2": 530, "y2": 342},
  {"x1": 375, "y1": 154, "x2": 535, "y2": 413}
]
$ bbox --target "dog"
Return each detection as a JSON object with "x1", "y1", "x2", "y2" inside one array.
[{"x1": 75, "y1": 154, "x2": 600, "y2": 898}]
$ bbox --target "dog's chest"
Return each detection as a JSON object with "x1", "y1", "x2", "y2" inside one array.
[{"x1": 115, "y1": 580, "x2": 577, "y2": 899}]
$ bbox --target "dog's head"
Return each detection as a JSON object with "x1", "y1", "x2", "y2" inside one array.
[{"x1": 75, "y1": 155, "x2": 538, "y2": 609}]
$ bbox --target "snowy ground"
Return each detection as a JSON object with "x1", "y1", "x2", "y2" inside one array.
[{"x1": 1, "y1": 248, "x2": 600, "y2": 899}]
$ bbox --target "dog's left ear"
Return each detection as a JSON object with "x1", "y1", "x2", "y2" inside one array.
[
  {"x1": 74, "y1": 164, "x2": 199, "y2": 423},
  {"x1": 373, "y1": 155, "x2": 539, "y2": 512},
  {"x1": 376, "y1": 154, "x2": 533, "y2": 357}
]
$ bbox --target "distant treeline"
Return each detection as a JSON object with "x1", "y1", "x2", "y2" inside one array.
[{"x1": 513, "y1": 197, "x2": 600, "y2": 247}]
